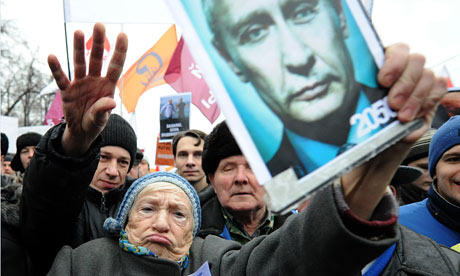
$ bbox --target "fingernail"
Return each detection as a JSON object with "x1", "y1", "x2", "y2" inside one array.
[
  {"x1": 384, "y1": 74, "x2": 394, "y2": 86},
  {"x1": 400, "y1": 106, "x2": 414, "y2": 121},
  {"x1": 392, "y1": 94, "x2": 406, "y2": 108}
]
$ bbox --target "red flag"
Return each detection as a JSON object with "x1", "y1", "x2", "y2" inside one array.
[
  {"x1": 164, "y1": 37, "x2": 220, "y2": 124},
  {"x1": 44, "y1": 90, "x2": 65, "y2": 126},
  {"x1": 118, "y1": 25, "x2": 178, "y2": 113}
]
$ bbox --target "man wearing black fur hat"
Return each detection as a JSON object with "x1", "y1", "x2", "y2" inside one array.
[
  {"x1": 10, "y1": 132, "x2": 42, "y2": 176},
  {"x1": 199, "y1": 121, "x2": 291, "y2": 244}
]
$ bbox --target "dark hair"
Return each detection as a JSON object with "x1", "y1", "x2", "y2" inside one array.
[
  {"x1": 202, "y1": 121, "x2": 242, "y2": 177},
  {"x1": 172, "y1": 130, "x2": 207, "y2": 156},
  {"x1": 1, "y1": 133, "x2": 8, "y2": 156},
  {"x1": 133, "y1": 148, "x2": 144, "y2": 167}
]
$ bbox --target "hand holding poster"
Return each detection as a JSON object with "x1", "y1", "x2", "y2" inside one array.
[{"x1": 166, "y1": 0, "x2": 423, "y2": 213}]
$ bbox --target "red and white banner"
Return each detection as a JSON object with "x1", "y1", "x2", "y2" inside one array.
[{"x1": 165, "y1": 37, "x2": 221, "y2": 124}]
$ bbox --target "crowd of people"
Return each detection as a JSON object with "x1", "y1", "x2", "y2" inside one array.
[{"x1": 1, "y1": 14, "x2": 460, "y2": 276}]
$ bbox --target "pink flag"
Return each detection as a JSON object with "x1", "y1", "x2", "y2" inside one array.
[
  {"x1": 44, "y1": 90, "x2": 65, "y2": 126},
  {"x1": 439, "y1": 65, "x2": 455, "y2": 88},
  {"x1": 164, "y1": 37, "x2": 220, "y2": 124}
]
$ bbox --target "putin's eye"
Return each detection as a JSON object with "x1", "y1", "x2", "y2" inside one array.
[
  {"x1": 291, "y1": 3, "x2": 318, "y2": 24},
  {"x1": 240, "y1": 24, "x2": 269, "y2": 45}
]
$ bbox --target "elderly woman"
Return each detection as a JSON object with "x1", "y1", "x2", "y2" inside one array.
[{"x1": 47, "y1": 171, "x2": 398, "y2": 275}]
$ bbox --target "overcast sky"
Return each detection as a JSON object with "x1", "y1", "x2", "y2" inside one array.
[
  {"x1": 373, "y1": 0, "x2": 460, "y2": 83},
  {"x1": 3, "y1": 0, "x2": 460, "y2": 82}
]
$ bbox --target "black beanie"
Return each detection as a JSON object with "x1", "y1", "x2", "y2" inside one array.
[
  {"x1": 1, "y1": 133, "x2": 8, "y2": 156},
  {"x1": 11, "y1": 132, "x2": 42, "y2": 173},
  {"x1": 101, "y1": 114, "x2": 137, "y2": 171},
  {"x1": 202, "y1": 121, "x2": 242, "y2": 178}
]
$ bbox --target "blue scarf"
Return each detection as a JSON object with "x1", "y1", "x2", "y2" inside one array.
[{"x1": 427, "y1": 183, "x2": 460, "y2": 233}]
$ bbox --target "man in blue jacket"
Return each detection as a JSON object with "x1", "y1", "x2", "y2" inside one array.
[{"x1": 400, "y1": 116, "x2": 460, "y2": 247}]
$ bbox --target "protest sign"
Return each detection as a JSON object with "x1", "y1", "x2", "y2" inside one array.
[
  {"x1": 167, "y1": 0, "x2": 422, "y2": 213},
  {"x1": 159, "y1": 93, "x2": 191, "y2": 141}
]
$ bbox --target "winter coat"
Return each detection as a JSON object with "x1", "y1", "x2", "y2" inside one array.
[
  {"x1": 2, "y1": 181, "x2": 31, "y2": 275},
  {"x1": 71, "y1": 181, "x2": 133, "y2": 247},
  {"x1": 380, "y1": 226, "x2": 460, "y2": 276},
  {"x1": 20, "y1": 123, "x2": 118, "y2": 276}
]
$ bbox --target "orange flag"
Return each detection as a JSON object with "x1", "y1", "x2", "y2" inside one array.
[{"x1": 118, "y1": 25, "x2": 178, "y2": 113}]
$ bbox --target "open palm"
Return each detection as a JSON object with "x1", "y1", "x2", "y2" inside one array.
[{"x1": 48, "y1": 23, "x2": 128, "y2": 155}]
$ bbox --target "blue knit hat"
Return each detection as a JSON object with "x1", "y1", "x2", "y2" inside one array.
[
  {"x1": 428, "y1": 116, "x2": 460, "y2": 178},
  {"x1": 104, "y1": 172, "x2": 201, "y2": 236}
]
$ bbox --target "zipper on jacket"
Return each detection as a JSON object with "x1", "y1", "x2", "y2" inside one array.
[{"x1": 100, "y1": 194, "x2": 108, "y2": 212}]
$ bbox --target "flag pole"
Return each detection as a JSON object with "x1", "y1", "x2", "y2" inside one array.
[
  {"x1": 62, "y1": 0, "x2": 72, "y2": 81},
  {"x1": 120, "y1": 23, "x2": 124, "y2": 117}
]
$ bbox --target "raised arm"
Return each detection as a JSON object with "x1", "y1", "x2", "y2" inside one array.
[
  {"x1": 342, "y1": 43, "x2": 447, "y2": 220},
  {"x1": 20, "y1": 23, "x2": 128, "y2": 276}
]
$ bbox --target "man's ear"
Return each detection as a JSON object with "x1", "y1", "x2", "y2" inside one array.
[
  {"x1": 212, "y1": 38, "x2": 249, "y2": 83},
  {"x1": 389, "y1": 185, "x2": 397, "y2": 197},
  {"x1": 208, "y1": 174, "x2": 217, "y2": 192}
]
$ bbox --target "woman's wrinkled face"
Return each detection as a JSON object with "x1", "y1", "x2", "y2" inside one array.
[{"x1": 125, "y1": 183, "x2": 194, "y2": 261}]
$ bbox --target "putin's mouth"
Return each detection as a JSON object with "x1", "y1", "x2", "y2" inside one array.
[{"x1": 288, "y1": 75, "x2": 338, "y2": 105}]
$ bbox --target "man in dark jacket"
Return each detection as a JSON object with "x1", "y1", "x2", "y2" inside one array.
[
  {"x1": 72, "y1": 113, "x2": 137, "y2": 245},
  {"x1": 199, "y1": 121, "x2": 291, "y2": 244},
  {"x1": 20, "y1": 113, "x2": 137, "y2": 276}
]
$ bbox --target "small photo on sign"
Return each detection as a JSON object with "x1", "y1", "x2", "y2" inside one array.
[{"x1": 159, "y1": 93, "x2": 191, "y2": 142}]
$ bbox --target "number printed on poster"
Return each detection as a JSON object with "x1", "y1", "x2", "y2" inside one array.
[{"x1": 349, "y1": 96, "x2": 398, "y2": 138}]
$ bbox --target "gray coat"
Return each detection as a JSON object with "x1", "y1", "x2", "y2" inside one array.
[{"x1": 48, "y1": 184, "x2": 398, "y2": 276}]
